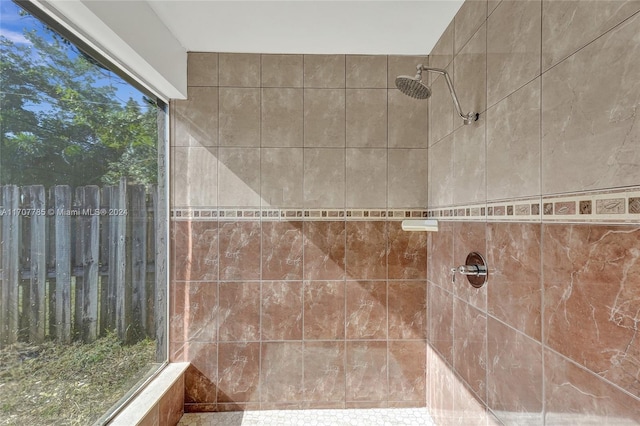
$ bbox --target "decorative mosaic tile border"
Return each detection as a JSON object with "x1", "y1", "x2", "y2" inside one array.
[{"x1": 171, "y1": 208, "x2": 429, "y2": 221}]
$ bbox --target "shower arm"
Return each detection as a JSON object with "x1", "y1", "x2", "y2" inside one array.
[{"x1": 418, "y1": 65, "x2": 479, "y2": 124}]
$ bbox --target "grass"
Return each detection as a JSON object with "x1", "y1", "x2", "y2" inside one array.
[{"x1": 0, "y1": 333, "x2": 157, "y2": 426}]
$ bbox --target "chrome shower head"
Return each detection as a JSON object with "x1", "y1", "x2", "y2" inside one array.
[{"x1": 395, "y1": 75, "x2": 432, "y2": 100}]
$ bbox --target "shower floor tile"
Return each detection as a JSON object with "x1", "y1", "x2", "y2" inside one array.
[{"x1": 178, "y1": 407, "x2": 436, "y2": 426}]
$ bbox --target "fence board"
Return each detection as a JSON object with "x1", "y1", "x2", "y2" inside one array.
[
  {"x1": 1, "y1": 186, "x2": 20, "y2": 347},
  {"x1": 99, "y1": 187, "x2": 111, "y2": 336},
  {"x1": 54, "y1": 186, "x2": 72, "y2": 343},
  {"x1": 130, "y1": 185, "x2": 147, "y2": 341},
  {"x1": 80, "y1": 187, "x2": 100, "y2": 342},
  {"x1": 113, "y1": 179, "x2": 129, "y2": 342},
  {"x1": 28, "y1": 186, "x2": 46, "y2": 343}
]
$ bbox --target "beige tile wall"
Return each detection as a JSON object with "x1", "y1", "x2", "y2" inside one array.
[
  {"x1": 428, "y1": 0, "x2": 640, "y2": 208},
  {"x1": 172, "y1": 53, "x2": 429, "y2": 210}
]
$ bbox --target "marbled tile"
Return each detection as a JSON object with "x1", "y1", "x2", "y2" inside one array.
[
  {"x1": 346, "y1": 89, "x2": 387, "y2": 148},
  {"x1": 429, "y1": 71, "x2": 455, "y2": 145},
  {"x1": 487, "y1": 0, "x2": 541, "y2": 106},
  {"x1": 453, "y1": 380, "x2": 489, "y2": 426},
  {"x1": 303, "y1": 221, "x2": 346, "y2": 280},
  {"x1": 303, "y1": 281, "x2": 345, "y2": 340},
  {"x1": 303, "y1": 342, "x2": 346, "y2": 403},
  {"x1": 261, "y1": 222, "x2": 303, "y2": 281},
  {"x1": 174, "y1": 221, "x2": 218, "y2": 281},
  {"x1": 487, "y1": 222, "x2": 542, "y2": 340},
  {"x1": 304, "y1": 55, "x2": 345, "y2": 88},
  {"x1": 261, "y1": 148, "x2": 303, "y2": 209},
  {"x1": 346, "y1": 221, "x2": 387, "y2": 280},
  {"x1": 346, "y1": 281, "x2": 387, "y2": 339},
  {"x1": 261, "y1": 88, "x2": 303, "y2": 148},
  {"x1": 346, "y1": 341, "x2": 388, "y2": 402},
  {"x1": 304, "y1": 89, "x2": 346, "y2": 147},
  {"x1": 453, "y1": 23, "x2": 486, "y2": 132},
  {"x1": 427, "y1": 221, "x2": 454, "y2": 290},
  {"x1": 428, "y1": 284, "x2": 454, "y2": 365},
  {"x1": 487, "y1": 318, "x2": 543, "y2": 425},
  {"x1": 172, "y1": 147, "x2": 218, "y2": 208},
  {"x1": 542, "y1": 0, "x2": 640, "y2": 71},
  {"x1": 453, "y1": 222, "x2": 487, "y2": 310},
  {"x1": 261, "y1": 342, "x2": 304, "y2": 402},
  {"x1": 138, "y1": 405, "x2": 158, "y2": 426},
  {"x1": 452, "y1": 116, "x2": 486, "y2": 205},
  {"x1": 188, "y1": 52, "x2": 218, "y2": 87},
  {"x1": 454, "y1": 0, "x2": 487, "y2": 53},
  {"x1": 544, "y1": 349, "x2": 640, "y2": 425},
  {"x1": 388, "y1": 149, "x2": 429, "y2": 209},
  {"x1": 218, "y1": 221, "x2": 261, "y2": 281},
  {"x1": 487, "y1": 78, "x2": 541, "y2": 201},
  {"x1": 428, "y1": 136, "x2": 454, "y2": 208},
  {"x1": 453, "y1": 299, "x2": 487, "y2": 400},
  {"x1": 171, "y1": 282, "x2": 217, "y2": 343},
  {"x1": 173, "y1": 87, "x2": 218, "y2": 147},
  {"x1": 219, "y1": 88, "x2": 260, "y2": 147},
  {"x1": 218, "y1": 147, "x2": 261, "y2": 208},
  {"x1": 261, "y1": 281, "x2": 302, "y2": 341},
  {"x1": 387, "y1": 55, "x2": 428, "y2": 88},
  {"x1": 427, "y1": 345, "x2": 456, "y2": 424},
  {"x1": 542, "y1": 12, "x2": 640, "y2": 194},
  {"x1": 346, "y1": 149, "x2": 387, "y2": 208},
  {"x1": 387, "y1": 221, "x2": 427, "y2": 279},
  {"x1": 261, "y1": 54, "x2": 303, "y2": 87},
  {"x1": 218, "y1": 282, "x2": 260, "y2": 342},
  {"x1": 303, "y1": 148, "x2": 346, "y2": 208},
  {"x1": 159, "y1": 375, "x2": 185, "y2": 426},
  {"x1": 543, "y1": 224, "x2": 640, "y2": 398},
  {"x1": 429, "y1": 21, "x2": 454, "y2": 74},
  {"x1": 388, "y1": 341, "x2": 427, "y2": 402},
  {"x1": 346, "y1": 55, "x2": 387, "y2": 88},
  {"x1": 217, "y1": 342, "x2": 260, "y2": 403},
  {"x1": 388, "y1": 281, "x2": 427, "y2": 340},
  {"x1": 388, "y1": 89, "x2": 428, "y2": 148},
  {"x1": 219, "y1": 53, "x2": 260, "y2": 87},
  {"x1": 183, "y1": 343, "x2": 218, "y2": 404}
]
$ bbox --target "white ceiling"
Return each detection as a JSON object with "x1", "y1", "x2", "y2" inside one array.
[{"x1": 147, "y1": 1, "x2": 464, "y2": 55}]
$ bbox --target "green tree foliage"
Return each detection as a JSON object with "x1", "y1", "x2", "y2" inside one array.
[{"x1": 0, "y1": 24, "x2": 158, "y2": 187}]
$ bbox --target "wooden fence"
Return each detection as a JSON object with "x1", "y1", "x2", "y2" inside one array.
[{"x1": 0, "y1": 180, "x2": 161, "y2": 348}]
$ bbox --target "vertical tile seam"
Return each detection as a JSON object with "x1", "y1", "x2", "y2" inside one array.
[{"x1": 539, "y1": 1, "x2": 546, "y2": 424}]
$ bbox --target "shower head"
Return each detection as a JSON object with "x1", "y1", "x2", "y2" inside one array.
[{"x1": 395, "y1": 64, "x2": 479, "y2": 125}]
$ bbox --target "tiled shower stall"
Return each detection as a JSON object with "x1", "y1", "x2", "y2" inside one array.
[{"x1": 170, "y1": 0, "x2": 640, "y2": 424}]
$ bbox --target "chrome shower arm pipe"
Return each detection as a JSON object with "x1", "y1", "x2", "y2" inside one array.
[{"x1": 419, "y1": 65, "x2": 479, "y2": 125}]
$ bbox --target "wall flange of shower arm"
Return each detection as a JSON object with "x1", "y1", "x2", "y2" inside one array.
[{"x1": 395, "y1": 64, "x2": 479, "y2": 125}]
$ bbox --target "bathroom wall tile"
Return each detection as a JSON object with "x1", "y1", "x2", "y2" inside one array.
[
  {"x1": 487, "y1": 0, "x2": 541, "y2": 106},
  {"x1": 454, "y1": 0, "x2": 487, "y2": 54},
  {"x1": 217, "y1": 342, "x2": 260, "y2": 403},
  {"x1": 218, "y1": 221, "x2": 261, "y2": 281},
  {"x1": 184, "y1": 342, "x2": 218, "y2": 404},
  {"x1": 171, "y1": 282, "x2": 217, "y2": 343},
  {"x1": 543, "y1": 224, "x2": 640, "y2": 398},
  {"x1": 429, "y1": 22, "x2": 454, "y2": 75},
  {"x1": 452, "y1": 115, "x2": 486, "y2": 205},
  {"x1": 173, "y1": 87, "x2": 218, "y2": 147},
  {"x1": 453, "y1": 24, "x2": 486, "y2": 133},
  {"x1": 388, "y1": 89, "x2": 428, "y2": 148},
  {"x1": 544, "y1": 349, "x2": 640, "y2": 425},
  {"x1": 427, "y1": 221, "x2": 454, "y2": 290},
  {"x1": 388, "y1": 281, "x2": 427, "y2": 340},
  {"x1": 261, "y1": 54, "x2": 303, "y2": 87},
  {"x1": 261, "y1": 88, "x2": 303, "y2": 148},
  {"x1": 487, "y1": 317, "x2": 543, "y2": 425},
  {"x1": 428, "y1": 284, "x2": 454, "y2": 364},
  {"x1": 188, "y1": 52, "x2": 218, "y2": 87},
  {"x1": 346, "y1": 149, "x2": 387, "y2": 208},
  {"x1": 388, "y1": 148, "x2": 428, "y2": 209},
  {"x1": 304, "y1": 89, "x2": 346, "y2": 147},
  {"x1": 542, "y1": 13, "x2": 640, "y2": 194},
  {"x1": 388, "y1": 341, "x2": 426, "y2": 402},
  {"x1": 261, "y1": 148, "x2": 303, "y2": 208},
  {"x1": 303, "y1": 342, "x2": 346, "y2": 403},
  {"x1": 345, "y1": 281, "x2": 387, "y2": 339},
  {"x1": 172, "y1": 147, "x2": 217, "y2": 208},
  {"x1": 346, "y1": 221, "x2": 387, "y2": 280},
  {"x1": 346, "y1": 341, "x2": 388, "y2": 402},
  {"x1": 159, "y1": 376, "x2": 185, "y2": 426},
  {"x1": 303, "y1": 221, "x2": 346, "y2": 281},
  {"x1": 387, "y1": 221, "x2": 427, "y2": 279},
  {"x1": 304, "y1": 55, "x2": 345, "y2": 88},
  {"x1": 219, "y1": 53, "x2": 260, "y2": 87},
  {"x1": 487, "y1": 78, "x2": 541, "y2": 201},
  {"x1": 346, "y1": 55, "x2": 387, "y2": 88},
  {"x1": 427, "y1": 345, "x2": 456, "y2": 424},
  {"x1": 174, "y1": 220, "x2": 218, "y2": 281},
  {"x1": 488, "y1": 0, "x2": 502, "y2": 15},
  {"x1": 218, "y1": 147, "x2": 261, "y2": 207},
  {"x1": 261, "y1": 281, "x2": 303, "y2": 341},
  {"x1": 427, "y1": 136, "x2": 454, "y2": 208},
  {"x1": 261, "y1": 221, "x2": 303, "y2": 281},
  {"x1": 487, "y1": 222, "x2": 542, "y2": 339},
  {"x1": 138, "y1": 404, "x2": 159, "y2": 426},
  {"x1": 346, "y1": 89, "x2": 387, "y2": 148},
  {"x1": 218, "y1": 281, "x2": 260, "y2": 342},
  {"x1": 453, "y1": 299, "x2": 487, "y2": 401},
  {"x1": 542, "y1": 0, "x2": 640, "y2": 71},
  {"x1": 453, "y1": 222, "x2": 487, "y2": 311},
  {"x1": 219, "y1": 88, "x2": 260, "y2": 147},
  {"x1": 387, "y1": 55, "x2": 428, "y2": 88},
  {"x1": 428, "y1": 69, "x2": 454, "y2": 145},
  {"x1": 303, "y1": 148, "x2": 346, "y2": 209},
  {"x1": 453, "y1": 382, "x2": 489, "y2": 426},
  {"x1": 303, "y1": 281, "x2": 345, "y2": 340},
  {"x1": 261, "y1": 342, "x2": 304, "y2": 402}
]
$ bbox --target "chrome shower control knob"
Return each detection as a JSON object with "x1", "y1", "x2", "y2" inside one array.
[{"x1": 451, "y1": 252, "x2": 488, "y2": 288}]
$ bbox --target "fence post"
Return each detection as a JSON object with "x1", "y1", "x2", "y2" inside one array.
[
  {"x1": 53, "y1": 186, "x2": 72, "y2": 343},
  {"x1": 129, "y1": 185, "x2": 147, "y2": 341},
  {"x1": 1, "y1": 186, "x2": 20, "y2": 347},
  {"x1": 80, "y1": 186, "x2": 100, "y2": 342},
  {"x1": 99, "y1": 187, "x2": 111, "y2": 336},
  {"x1": 27, "y1": 186, "x2": 46, "y2": 343},
  {"x1": 114, "y1": 179, "x2": 129, "y2": 342}
]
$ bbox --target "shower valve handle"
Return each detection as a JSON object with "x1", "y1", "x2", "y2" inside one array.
[{"x1": 455, "y1": 264, "x2": 487, "y2": 277}]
